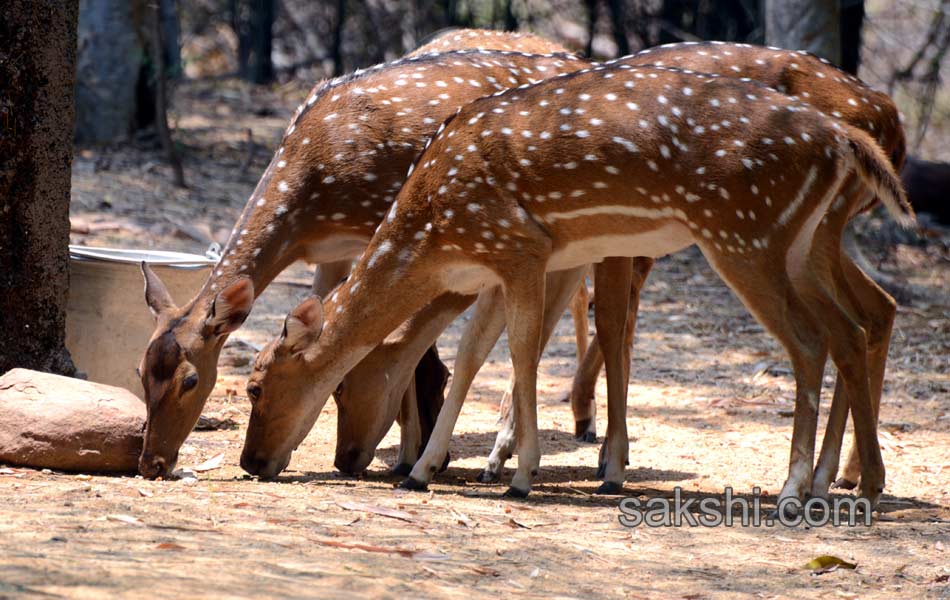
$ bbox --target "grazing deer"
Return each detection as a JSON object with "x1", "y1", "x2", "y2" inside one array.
[
  {"x1": 558, "y1": 42, "x2": 907, "y2": 496},
  {"x1": 135, "y1": 46, "x2": 587, "y2": 479},
  {"x1": 240, "y1": 60, "x2": 912, "y2": 505},
  {"x1": 313, "y1": 42, "x2": 907, "y2": 498}
]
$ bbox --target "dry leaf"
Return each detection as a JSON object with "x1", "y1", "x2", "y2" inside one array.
[
  {"x1": 313, "y1": 538, "x2": 446, "y2": 560},
  {"x1": 106, "y1": 514, "x2": 144, "y2": 527},
  {"x1": 805, "y1": 555, "x2": 857, "y2": 572},
  {"x1": 192, "y1": 453, "x2": 225, "y2": 472},
  {"x1": 156, "y1": 542, "x2": 187, "y2": 551},
  {"x1": 451, "y1": 510, "x2": 474, "y2": 528},
  {"x1": 336, "y1": 501, "x2": 416, "y2": 523},
  {"x1": 136, "y1": 488, "x2": 153, "y2": 498}
]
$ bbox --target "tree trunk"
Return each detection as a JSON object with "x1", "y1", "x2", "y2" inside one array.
[
  {"x1": 148, "y1": 0, "x2": 185, "y2": 188},
  {"x1": 74, "y1": 0, "x2": 144, "y2": 143},
  {"x1": 331, "y1": 0, "x2": 347, "y2": 77},
  {"x1": 606, "y1": 0, "x2": 630, "y2": 56},
  {"x1": 161, "y1": 0, "x2": 181, "y2": 79},
  {"x1": 233, "y1": 0, "x2": 276, "y2": 84},
  {"x1": 248, "y1": 0, "x2": 276, "y2": 84},
  {"x1": 765, "y1": 0, "x2": 841, "y2": 64},
  {"x1": 0, "y1": 1, "x2": 79, "y2": 376},
  {"x1": 584, "y1": 0, "x2": 599, "y2": 58},
  {"x1": 503, "y1": 0, "x2": 518, "y2": 32}
]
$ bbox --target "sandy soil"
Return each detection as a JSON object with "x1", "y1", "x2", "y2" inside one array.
[{"x1": 2, "y1": 79, "x2": 948, "y2": 600}]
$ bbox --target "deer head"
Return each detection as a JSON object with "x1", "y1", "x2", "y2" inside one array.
[
  {"x1": 137, "y1": 263, "x2": 253, "y2": 478},
  {"x1": 241, "y1": 295, "x2": 339, "y2": 478}
]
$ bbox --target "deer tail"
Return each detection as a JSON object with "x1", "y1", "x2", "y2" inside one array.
[{"x1": 844, "y1": 126, "x2": 916, "y2": 229}]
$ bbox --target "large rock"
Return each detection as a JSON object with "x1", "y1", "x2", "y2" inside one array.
[{"x1": 0, "y1": 368, "x2": 144, "y2": 473}]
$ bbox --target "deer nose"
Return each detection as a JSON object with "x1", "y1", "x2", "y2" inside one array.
[
  {"x1": 240, "y1": 451, "x2": 286, "y2": 479},
  {"x1": 334, "y1": 447, "x2": 372, "y2": 474}
]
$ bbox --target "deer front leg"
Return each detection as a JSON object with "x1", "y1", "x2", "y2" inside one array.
[
  {"x1": 502, "y1": 269, "x2": 546, "y2": 498},
  {"x1": 311, "y1": 260, "x2": 353, "y2": 298},
  {"x1": 393, "y1": 376, "x2": 421, "y2": 476},
  {"x1": 483, "y1": 266, "x2": 588, "y2": 483},
  {"x1": 402, "y1": 287, "x2": 509, "y2": 490},
  {"x1": 593, "y1": 258, "x2": 634, "y2": 494}
]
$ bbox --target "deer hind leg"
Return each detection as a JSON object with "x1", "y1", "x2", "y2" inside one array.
[
  {"x1": 793, "y1": 258, "x2": 884, "y2": 507},
  {"x1": 403, "y1": 286, "x2": 509, "y2": 490},
  {"x1": 831, "y1": 257, "x2": 895, "y2": 490},
  {"x1": 782, "y1": 187, "x2": 885, "y2": 508},
  {"x1": 701, "y1": 248, "x2": 828, "y2": 507},
  {"x1": 572, "y1": 257, "x2": 654, "y2": 442},
  {"x1": 569, "y1": 268, "x2": 592, "y2": 364},
  {"x1": 810, "y1": 212, "x2": 896, "y2": 498},
  {"x1": 482, "y1": 266, "x2": 587, "y2": 484},
  {"x1": 592, "y1": 258, "x2": 634, "y2": 494},
  {"x1": 571, "y1": 332, "x2": 602, "y2": 441}
]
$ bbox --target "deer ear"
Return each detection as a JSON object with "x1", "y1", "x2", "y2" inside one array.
[
  {"x1": 280, "y1": 295, "x2": 324, "y2": 350},
  {"x1": 142, "y1": 262, "x2": 177, "y2": 318},
  {"x1": 206, "y1": 277, "x2": 254, "y2": 335}
]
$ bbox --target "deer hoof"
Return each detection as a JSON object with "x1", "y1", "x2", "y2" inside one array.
[
  {"x1": 390, "y1": 463, "x2": 413, "y2": 477},
  {"x1": 833, "y1": 477, "x2": 858, "y2": 490},
  {"x1": 595, "y1": 481, "x2": 623, "y2": 495},
  {"x1": 398, "y1": 476, "x2": 428, "y2": 492},
  {"x1": 476, "y1": 469, "x2": 500, "y2": 484},
  {"x1": 574, "y1": 419, "x2": 595, "y2": 441},
  {"x1": 503, "y1": 485, "x2": 530, "y2": 499},
  {"x1": 576, "y1": 431, "x2": 597, "y2": 443}
]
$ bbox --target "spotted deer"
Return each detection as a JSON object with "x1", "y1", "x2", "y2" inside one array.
[
  {"x1": 135, "y1": 45, "x2": 588, "y2": 479},
  {"x1": 302, "y1": 41, "x2": 907, "y2": 499},
  {"x1": 560, "y1": 41, "x2": 907, "y2": 495},
  {"x1": 240, "y1": 60, "x2": 913, "y2": 505}
]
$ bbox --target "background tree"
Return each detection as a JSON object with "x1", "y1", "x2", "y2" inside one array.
[
  {"x1": 74, "y1": 0, "x2": 145, "y2": 143},
  {"x1": 232, "y1": 0, "x2": 277, "y2": 84},
  {"x1": 765, "y1": 0, "x2": 841, "y2": 64},
  {"x1": 0, "y1": 1, "x2": 80, "y2": 375}
]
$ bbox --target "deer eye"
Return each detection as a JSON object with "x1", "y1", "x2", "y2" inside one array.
[
  {"x1": 246, "y1": 383, "x2": 262, "y2": 402},
  {"x1": 180, "y1": 373, "x2": 199, "y2": 394}
]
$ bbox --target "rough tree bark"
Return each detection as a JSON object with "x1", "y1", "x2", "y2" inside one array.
[
  {"x1": 74, "y1": 0, "x2": 144, "y2": 143},
  {"x1": 0, "y1": 1, "x2": 79, "y2": 376}
]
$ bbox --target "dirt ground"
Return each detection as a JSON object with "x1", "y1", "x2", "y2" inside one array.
[{"x1": 3, "y1": 79, "x2": 949, "y2": 599}]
